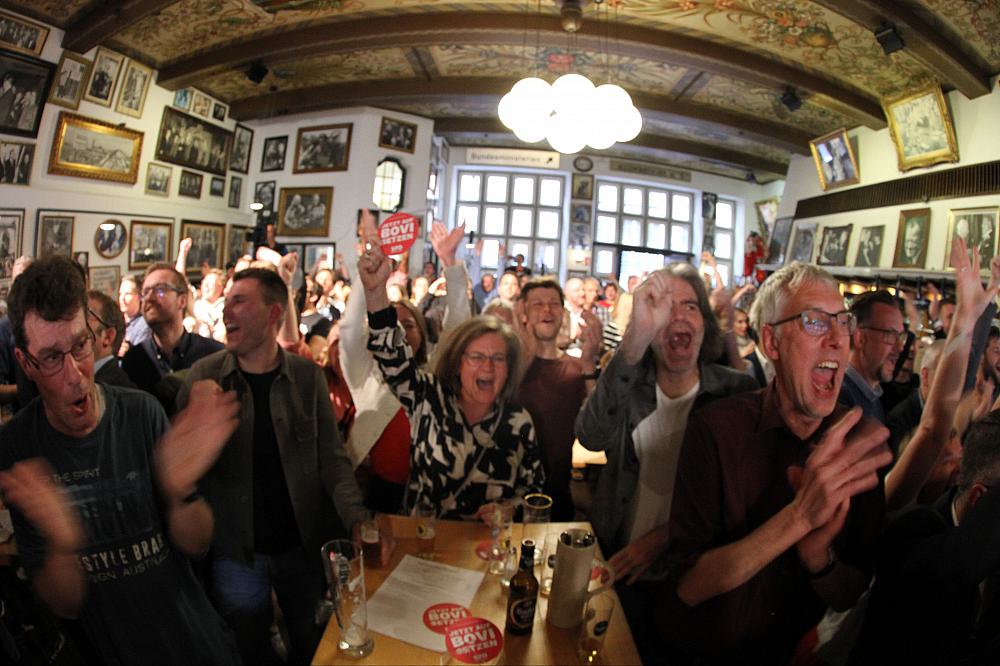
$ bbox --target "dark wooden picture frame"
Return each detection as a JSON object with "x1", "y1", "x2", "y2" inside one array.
[
  {"x1": 293, "y1": 123, "x2": 352, "y2": 174},
  {"x1": 0, "y1": 48, "x2": 54, "y2": 138},
  {"x1": 129, "y1": 220, "x2": 172, "y2": 270},
  {"x1": 893, "y1": 208, "x2": 931, "y2": 268},
  {"x1": 154, "y1": 106, "x2": 232, "y2": 177}
]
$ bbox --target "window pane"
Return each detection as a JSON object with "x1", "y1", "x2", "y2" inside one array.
[
  {"x1": 509, "y1": 241, "x2": 531, "y2": 263},
  {"x1": 715, "y1": 231, "x2": 733, "y2": 259},
  {"x1": 623, "y1": 187, "x2": 643, "y2": 215},
  {"x1": 510, "y1": 208, "x2": 533, "y2": 237},
  {"x1": 716, "y1": 200, "x2": 734, "y2": 229},
  {"x1": 647, "y1": 222, "x2": 666, "y2": 249},
  {"x1": 512, "y1": 177, "x2": 535, "y2": 204},
  {"x1": 457, "y1": 205, "x2": 480, "y2": 232},
  {"x1": 481, "y1": 238, "x2": 502, "y2": 268},
  {"x1": 537, "y1": 210, "x2": 560, "y2": 239},
  {"x1": 535, "y1": 241, "x2": 558, "y2": 274},
  {"x1": 485, "y1": 175, "x2": 508, "y2": 203},
  {"x1": 595, "y1": 215, "x2": 617, "y2": 244},
  {"x1": 483, "y1": 207, "x2": 505, "y2": 235},
  {"x1": 622, "y1": 218, "x2": 642, "y2": 246},
  {"x1": 459, "y1": 174, "x2": 481, "y2": 201},
  {"x1": 595, "y1": 248, "x2": 615, "y2": 275},
  {"x1": 671, "y1": 223, "x2": 690, "y2": 251},
  {"x1": 597, "y1": 184, "x2": 619, "y2": 212},
  {"x1": 716, "y1": 264, "x2": 730, "y2": 285},
  {"x1": 648, "y1": 191, "x2": 668, "y2": 218},
  {"x1": 539, "y1": 178, "x2": 562, "y2": 206},
  {"x1": 671, "y1": 193, "x2": 691, "y2": 221},
  {"x1": 620, "y1": 250, "x2": 668, "y2": 283}
]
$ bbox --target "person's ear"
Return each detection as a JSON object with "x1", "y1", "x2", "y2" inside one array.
[
  {"x1": 13, "y1": 347, "x2": 36, "y2": 380},
  {"x1": 761, "y1": 324, "x2": 780, "y2": 361}
]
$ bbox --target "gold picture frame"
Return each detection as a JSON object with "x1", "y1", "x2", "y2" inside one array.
[
  {"x1": 945, "y1": 206, "x2": 999, "y2": 272},
  {"x1": 277, "y1": 186, "x2": 333, "y2": 237},
  {"x1": 48, "y1": 112, "x2": 143, "y2": 184},
  {"x1": 83, "y1": 47, "x2": 125, "y2": 107},
  {"x1": 882, "y1": 86, "x2": 959, "y2": 172},
  {"x1": 0, "y1": 9, "x2": 49, "y2": 57},
  {"x1": 808, "y1": 128, "x2": 859, "y2": 191}
]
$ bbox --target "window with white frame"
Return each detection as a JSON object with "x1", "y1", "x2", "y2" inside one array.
[
  {"x1": 592, "y1": 180, "x2": 694, "y2": 282},
  {"x1": 454, "y1": 170, "x2": 564, "y2": 275},
  {"x1": 712, "y1": 198, "x2": 736, "y2": 285}
]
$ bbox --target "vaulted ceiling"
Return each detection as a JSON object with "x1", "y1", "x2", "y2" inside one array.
[{"x1": 6, "y1": 0, "x2": 998, "y2": 183}]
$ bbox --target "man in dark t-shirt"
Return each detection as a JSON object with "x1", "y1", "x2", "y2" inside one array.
[{"x1": 0, "y1": 256, "x2": 240, "y2": 665}]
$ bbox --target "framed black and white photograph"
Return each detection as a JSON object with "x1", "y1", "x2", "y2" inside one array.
[
  {"x1": 179, "y1": 220, "x2": 224, "y2": 273},
  {"x1": 83, "y1": 47, "x2": 124, "y2": 107},
  {"x1": 0, "y1": 10, "x2": 48, "y2": 57},
  {"x1": 0, "y1": 49, "x2": 54, "y2": 138},
  {"x1": 229, "y1": 124, "x2": 253, "y2": 174},
  {"x1": 787, "y1": 221, "x2": 817, "y2": 265},
  {"x1": 154, "y1": 106, "x2": 232, "y2": 176},
  {"x1": 884, "y1": 86, "x2": 959, "y2": 172},
  {"x1": 809, "y1": 128, "x2": 860, "y2": 191},
  {"x1": 47, "y1": 52, "x2": 90, "y2": 110},
  {"x1": 293, "y1": 123, "x2": 352, "y2": 174},
  {"x1": 89, "y1": 265, "x2": 120, "y2": 300},
  {"x1": 228, "y1": 176, "x2": 242, "y2": 209},
  {"x1": 261, "y1": 135, "x2": 287, "y2": 171},
  {"x1": 114, "y1": 59, "x2": 153, "y2": 118},
  {"x1": 254, "y1": 180, "x2": 276, "y2": 211},
  {"x1": 893, "y1": 208, "x2": 931, "y2": 268},
  {"x1": 73, "y1": 251, "x2": 88, "y2": 271},
  {"x1": 94, "y1": 219, "x2": 126, "y2": 259},
  {"x1": 48, "y1": 112, "x2": 143, "y2": 184},
  {"x1": 191, "y1": 90, "x2": 211, "y2": 118},
  {"x1": 145, "y1": 162, "x2": 171, "y2": 197},
  {"x1": 178, "y1": 169, "x2": 202, "y2": 198},
  {"x1": 572, "y1": 173, "x2": 594, "y2": 200},
  {"x1": 277, "y1": 186, "x2": 332, "y2": 237},
  {"x1": 37, "y1": 214, "x2": 73, "y2": 257},
  {"x1": 378, "y1": 117, "x2": 417, "y2": 153},
  {"x1": 129, "y1": 220, "x2": 172, "y2": 270},
  {"x1": 854, "y1": 226, "x2": 884, "y2": 268},
  {"x1": 225, "y1": 225, "x2": 251, "y2": 265},
  {"x1": 572, "y1": 203, "x2": 591, "y2": 224},
  {"x1": 766, "y1": 216, "x2": 794, "y2": 264},
  {"x1": 0, "y1": 140, "x2": 32, "y2": 184},
  {"x1": 173, "y1": 88, "x2": 191, "y2": 110},
  {"x1": 304, "y1": 243, "x2": 336, "y2": 272},
  {"x1": 209, "y1": 176, "x2": 225, "y2": 197},
  {"x1": 946, "y1": 207, "x2": 999, "y2": 271},
  {"x1": 817, "y1": 224, "x2": 852, "y2": 266},
  {"x1": 0, "y1": 209, "x2": 22, "y2": 279},
  {"x1": 212, "y1": 102, "x2": 227, "y2": 122}
]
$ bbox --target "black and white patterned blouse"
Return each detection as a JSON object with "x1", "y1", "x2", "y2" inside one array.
[{"x1": 367, "y1": 307, "x2": 544, "y2": 520}]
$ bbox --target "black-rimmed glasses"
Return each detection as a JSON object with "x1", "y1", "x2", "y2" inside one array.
[
  {"x1": 860, "y1": 326, "x2": 907, "y2": 346},
  {"x1": 20, "y1": 331, "x2": 95, "y2": 377},
  {"x1": 768, "y1": 309, "x2": 857, "y2": 337},
  {"x1": 140, "y1": 283, "x2": 183, "y2": 300}
]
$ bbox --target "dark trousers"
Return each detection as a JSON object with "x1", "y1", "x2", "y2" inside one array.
[{"x1": 212, "y1": 545, "x2": 324, "y2": 666}]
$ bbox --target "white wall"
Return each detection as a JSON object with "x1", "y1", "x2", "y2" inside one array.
[{"x1": 778, "y1": 81, "x2": 1000, "y2": 272}]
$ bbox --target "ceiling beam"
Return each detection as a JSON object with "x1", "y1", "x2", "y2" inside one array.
[
  {"x1": 158, "y1": 11, "x2": 884, "y2": 128},
  {"x1": 812, "y1": 0, "x2": 990, "y2": 98},
  {"x1": 62, "y1": 0, "x2": 177, "y2": 54},
  {"x1": 434, "y1": 117, "x2": 788, "y2": 175},
  {"x1": 229, "y1": 77, "x2": 813, "y2": 155}
]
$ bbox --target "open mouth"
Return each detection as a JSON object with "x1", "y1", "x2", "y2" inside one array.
[
  {"x1": 70, "y1": 393, "x2": 89, "y2": 417},
  {"x1": 668, "y1": 331, "x2": 692, "y2": 351},
  {"x1": 475, "y1": 378, "x2": 494, "y2": 391},
  {"x1": 811, "y1": 360, "x2": 839, "y2": 393}
]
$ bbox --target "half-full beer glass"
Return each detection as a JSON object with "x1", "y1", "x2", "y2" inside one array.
[{"x1": 321, "y1": 539, "x2": 374, "y2": 658}]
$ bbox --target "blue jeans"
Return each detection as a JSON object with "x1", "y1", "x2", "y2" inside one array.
[{"x1": 212, "y1": 546, "x2": 324, "y2": 666}]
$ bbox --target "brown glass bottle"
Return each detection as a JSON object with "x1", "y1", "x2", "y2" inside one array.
[{"x1": 505, "y1": 538, "x2": 539, "y2": 635}]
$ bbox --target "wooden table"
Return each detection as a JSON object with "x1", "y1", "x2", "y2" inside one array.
[{"x1": 312, "y1": 517, "x2": 641, "y2": 665}]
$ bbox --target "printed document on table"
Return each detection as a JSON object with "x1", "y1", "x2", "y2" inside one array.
[{"x1": 366, "y1": 554, "x2": 485, "y2": 651}]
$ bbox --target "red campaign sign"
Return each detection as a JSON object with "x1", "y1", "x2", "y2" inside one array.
[
  {"x1": 378, "y1": 212, "x2": 420, "y2": 256},
  {"x1": 423, "y1": 603, "x2": 471, "y2": 635},
  {"x1": 445, "y1": 617, "x2": 503, "y2": 664}
]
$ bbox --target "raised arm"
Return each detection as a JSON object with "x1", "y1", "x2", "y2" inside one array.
[
  {"x1": 175, "y1": 237, "x2": 191, "y2": 275},
  {"x1": 431, "y1": 221, "x2": 471, "y2": 332}
]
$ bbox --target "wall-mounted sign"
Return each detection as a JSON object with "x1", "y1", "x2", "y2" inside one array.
[
  {"x1": 609, "y1": 159, "x2": 692, "y2": 182},
  {"x1": 466, "y1": 147, "x2": 561, "y2": 169}
]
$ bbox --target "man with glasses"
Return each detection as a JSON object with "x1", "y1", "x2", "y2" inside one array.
[
  {"x1": 121, "y1": 263, "x2": 222, "y2": 400},
  {"x1": 0, "y1": 256, "x2": 241, "y2": 664},
  {"x1": 839, "y1": 290, "x2": 906, "y2": 423},
  {"x1": 87, "y1": 289, "x2": 135, "y2": 388},
  {"x1": 662, "y1": 261, "x2": 892, "y2": 664}
]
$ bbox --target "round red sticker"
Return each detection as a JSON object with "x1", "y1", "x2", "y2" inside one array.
[
  {"x1": 378, "y1": 212, "x2": 420, "y2": 255},
  {"x1": 423, "y1": 603, "x2": 471, "y2": 634},
  {"x1": 445, "y1": 616, "x2": 503, "y2": 664}
]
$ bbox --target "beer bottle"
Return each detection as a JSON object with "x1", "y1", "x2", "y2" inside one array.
[{"x1": 505, "y1": 539, "x2": 538, "y2": 635}]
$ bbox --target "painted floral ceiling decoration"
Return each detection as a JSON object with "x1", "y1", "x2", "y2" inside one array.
[{"x1": 8, "y1": 0, "x2": 998, "y2": 181}]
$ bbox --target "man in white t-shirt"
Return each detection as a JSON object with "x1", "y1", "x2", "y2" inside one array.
[{"x1": 576, "y1": 262, "x2": 755, "y2": 662}]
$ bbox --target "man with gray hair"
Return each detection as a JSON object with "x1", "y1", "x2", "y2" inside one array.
[{"x1": 663, "y1": 261, "x2": 892, "y2": 664}]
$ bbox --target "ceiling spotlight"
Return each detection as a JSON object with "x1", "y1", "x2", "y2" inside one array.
[
  {"x1": 560, "y1": 0, "x2": 584, "y2": 33},
  {"x1": 246, "y1": 62, "x2": 269, "y2": 84},
  {"x1": 874, "y1": 22, "x2": 905, "y2": 55},
  {"x1": 780, "y1": 87, "x2": 801, "y2": 112}
]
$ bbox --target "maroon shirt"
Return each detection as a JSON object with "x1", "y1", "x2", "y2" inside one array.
[{"x1": 663, "y1": 385, "x2": 885, "y2": 664}]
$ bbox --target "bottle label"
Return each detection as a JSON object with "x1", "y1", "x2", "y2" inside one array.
[{"x1": 509, "y1": 597, "x2": 536, "y2": 628}]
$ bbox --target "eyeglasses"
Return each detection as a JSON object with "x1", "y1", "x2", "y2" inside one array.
[
  {"x1": 88, "y1": 308, "x2": 110, "y2": 331},
  {"x1": 20, "y1": 332, "x2": 95, "y2": 377},
  {"x1": 861, "y1": 326, "x2": 907, "y2": 346},
  {"x1": 768, "y1": 309, "x2": 857, "y2": 337},
  {"x1": 464, "y1": 352, "x2": 508, "y2": 368},
  {"x1": 140, "y1": 283, "x2": 183, "y2": 300}
]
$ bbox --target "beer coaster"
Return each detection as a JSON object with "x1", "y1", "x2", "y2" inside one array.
[
  {"x1": 475, "y1": 540, "x2": 492, "y2": 560},
  {"x1": 445, "y1": 617, "x2": 503, "y2": 664},
  {"x1": 423, "y1": 603, "x2": 471, "y2": 634}
]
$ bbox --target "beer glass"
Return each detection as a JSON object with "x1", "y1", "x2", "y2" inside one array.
[
  {"x1": 416, "y1": 504, "x2": 437, "y2": 558},
  {"x1": 522, "y1": 493, "x2": 552, "y2": 565},
  {"x1": 488, "y1": 499, "x2": 514, "y2": 575},
  {"x1": 360, "y1": 519, "x2": 381, "y2": 568},
  {"x1": 540, "y1": 532, "x2": 558, "y2": 596},
  {"x1": 321, "y1": 539, "x2": 374, "y2": 658},
  {"x1": 577, "y1": 593, "x2": 614, "y2": 664}
]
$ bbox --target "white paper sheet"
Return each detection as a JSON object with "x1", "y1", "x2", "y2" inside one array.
[{"x1": 366, "y1": 554, "x2": 486, "y2": 651}]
